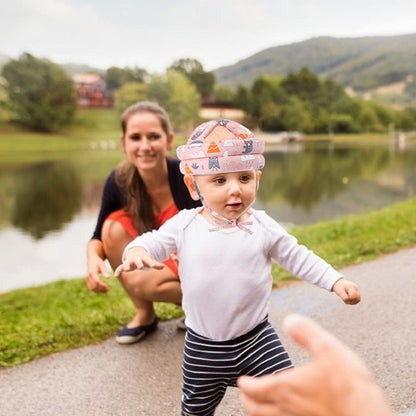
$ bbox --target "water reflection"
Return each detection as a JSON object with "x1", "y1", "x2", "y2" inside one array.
[
  {"x1": 0, "y1": 140, "x2": 416, "y2": 239},
  {"x1": 256, "y1": 139, "x2": 416, "y2": 225},
  {"x1": 1, "y1": 138, "x2": 416, "y2": 291},
  {"x1": 10, "y1": 161, "x2": 83, "y2": 239},
  {"x1": 259, "y1": 142, "x2": 392, "y2": 209}
]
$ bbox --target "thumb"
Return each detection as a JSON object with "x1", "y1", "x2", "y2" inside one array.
[{"x1": 283, "y1": 314, "x2": 340, "y2": 358}]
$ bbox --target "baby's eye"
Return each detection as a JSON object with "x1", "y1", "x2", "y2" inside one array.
[
  {"x1": 240, "y1": 174, "x2": 251, "y2": 182},
  {"x1": 214, "y1": 177, "x2": 226, "y2": 184}
]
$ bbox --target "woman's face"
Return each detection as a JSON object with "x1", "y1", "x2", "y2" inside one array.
[{"x1": 121, "y1": 111, "x2": 174, "y2": 172}]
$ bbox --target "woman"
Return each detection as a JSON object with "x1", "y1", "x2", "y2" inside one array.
[{"x1": 86, "y1": 101, "x2": 200, "y2": 344}]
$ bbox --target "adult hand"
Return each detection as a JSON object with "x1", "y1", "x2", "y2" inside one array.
[
  {"x1": 238, "y1": 314, "x2": 392, "y2": 416},
  {"x1": 332, "y1": 278, "x2": 361, "y2": 305},
  {"x1": 86, "y1": 253, "x2": 110, "y2": 293}
]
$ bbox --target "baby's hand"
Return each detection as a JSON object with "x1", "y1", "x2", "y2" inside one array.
[
  {"x1": 114, "y1": 247, "x2": 164, "y2": 277},
  {"x1": 332, "y1": 278, "x2": 361, "y2": 305}
]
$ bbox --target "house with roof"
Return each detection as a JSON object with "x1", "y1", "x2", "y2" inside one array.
[{"x1": 72, "y1": 73, "x2": 113, "y2": 108}]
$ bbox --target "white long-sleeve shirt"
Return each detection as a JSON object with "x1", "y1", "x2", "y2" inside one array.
[{"x1": 124, "y1": 208, "x2": 343, "y2": 341}]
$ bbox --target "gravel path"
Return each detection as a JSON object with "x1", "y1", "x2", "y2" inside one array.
[{"x1": 1, "y1": 246, "x2": 415, "y2": 416}]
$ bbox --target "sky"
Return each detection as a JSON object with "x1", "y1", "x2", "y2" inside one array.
[{"x1": 1, "y1": 0, "x2": 415, "y2": 73}]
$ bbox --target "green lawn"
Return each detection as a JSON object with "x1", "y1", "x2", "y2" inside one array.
[{"x1": 1, "y1": 197, "x2": 415, "y2": 368}]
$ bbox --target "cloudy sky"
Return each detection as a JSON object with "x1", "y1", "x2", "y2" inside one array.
[{"x1": 1, "y1": 0, "x2": 415, "y2": 72}]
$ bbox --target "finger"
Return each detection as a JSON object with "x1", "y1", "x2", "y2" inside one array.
[
  {"x1": 99, "y1": 264, "x2": 110, "y2": 278},
  {"x1": 151, "y1": 261, "x2": 165, "y2": 270},
  {"x1": 114, "y1": 265, "x2": 123, "y2": 277},
  {"x1": 282, "y1": 314, "x2": 341, "y2": 358},
  {"x1": 141, "y1": 254, "x2": 164, "y2": 270},
  {"x1": 238, "y1": 375, "x2": 280, "y2": 404},
  {"x1": 94, "y1": 282, "x2": 109, "y2": 293},
  {"x1": 347, "y1": 287, "x2": 361, "y2": 304},
  {"x1": 240, "y1": 393, "x2": 282, "y2": 416},
  {"x1": 86, "y1": 275, "x2": 108, "y2": 292}
]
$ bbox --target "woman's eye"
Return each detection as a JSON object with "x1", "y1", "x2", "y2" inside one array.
[{"x1": 148, "y1": 133, "x2": 161, "y2": 140}]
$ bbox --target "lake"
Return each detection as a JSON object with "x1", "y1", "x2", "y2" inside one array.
[{"x1": 1, "y1": 134, "x2": 415, "y2": 293}]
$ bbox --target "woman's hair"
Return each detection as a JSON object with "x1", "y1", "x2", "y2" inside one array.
[{"x1": 116, "y1": 101, "x2": 173, "y2": 235}]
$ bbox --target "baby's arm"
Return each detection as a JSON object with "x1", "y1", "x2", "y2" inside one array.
[
  {"x1": 332, "y1": 278, "x2": 361, "y2": 305},
  {"x1": 114, "y1": 246, "x2": 164, "y2": 277}
]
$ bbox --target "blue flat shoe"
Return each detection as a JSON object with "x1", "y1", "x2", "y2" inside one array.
[{"x1": 116, "y1": 317, "x2": 159, "y2": 344}]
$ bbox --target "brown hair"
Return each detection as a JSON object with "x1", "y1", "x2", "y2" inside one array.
[{"x1": 116, "y1": 101, "x2": 173, "y2": 235}]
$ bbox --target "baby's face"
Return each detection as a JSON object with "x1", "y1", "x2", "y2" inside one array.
[{"x1": 195, "y1": 170, "x2": 261, "y2": 222}]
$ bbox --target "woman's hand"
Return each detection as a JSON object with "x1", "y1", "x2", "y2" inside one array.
[{"x1": 86, "y1": 240, "x2": 110, "y2": 293}]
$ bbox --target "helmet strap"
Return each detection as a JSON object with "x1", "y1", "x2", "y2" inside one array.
[{"x1": 192, "y1": 176, "x2": 256, "y2": 234}]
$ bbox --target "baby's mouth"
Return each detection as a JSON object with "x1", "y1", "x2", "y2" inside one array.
[{"x1": 226, "y1": 202, "x2": 243, "y2": 210}]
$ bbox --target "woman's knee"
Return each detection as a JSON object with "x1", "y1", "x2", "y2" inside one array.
[
  {"x1": 102, "y1": 219, "x2": 132, "y2": 268},
  {"x1": 118, "y1": 268, "x2": 181, "y2": 299}
]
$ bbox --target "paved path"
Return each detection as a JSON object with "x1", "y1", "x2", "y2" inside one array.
[{"x1": 1, "y1": 247, "x2": 415, "y2": 416}]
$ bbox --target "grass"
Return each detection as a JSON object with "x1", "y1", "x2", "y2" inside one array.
[
  {"x1": 1, "y1": 114, "x2": 415, "y2": 367},
  {"x1": 1, "y1": 198, "x2": 415, "y2": 368}
]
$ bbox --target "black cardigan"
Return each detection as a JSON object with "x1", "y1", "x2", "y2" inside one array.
[{"x1": 91, "y1": 157, "x2": 201, "y2": 240}]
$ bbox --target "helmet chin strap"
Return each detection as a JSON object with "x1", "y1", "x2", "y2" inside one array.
[{"x1": 192, "y1": 176, "x2": 258, "y2": 234}]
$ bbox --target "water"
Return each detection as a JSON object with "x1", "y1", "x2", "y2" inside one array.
[{"x1": 1, "y1": 135, "x2": 416, "y2": 293}]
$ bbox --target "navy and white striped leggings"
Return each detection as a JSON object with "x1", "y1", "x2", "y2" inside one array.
[{"x1": 181, "y1": 317, "x2": 293, "y2": 416}]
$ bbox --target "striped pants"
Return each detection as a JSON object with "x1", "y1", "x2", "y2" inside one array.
[{"x1": 181, "y1": 317, "x2": 293, "y2": 416}]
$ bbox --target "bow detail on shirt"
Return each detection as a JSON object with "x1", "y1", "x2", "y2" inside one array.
[{"x1": 208, "y1": 216, "x2": 253, "y2": 234}]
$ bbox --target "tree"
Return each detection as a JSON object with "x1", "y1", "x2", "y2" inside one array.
[
  {"x1": 0, "y1": 77, "x2": 8, "y2": 121},
  {"x1": 212, "y1": 85, "x2": 236, "y2": 104},
  {"x1": 1, "y1": 53, "x2": 77, "y2": 132},
  {"x1": 234, "y1": 86, "x2": 251, "y2": 112},
  {"x1": 147, "y1": 70, "x2": 200, "y2": 131},
  {"x1": 281, "y1": 67, "x2": 321, "y2": 102},
  {"x1": 114, "y1": 82, "x2": 147, "y2": 113},
  {"x1": 395, "y1": 107, "x2": 416, "y2": 131},
  {"x1": 169, "y1": 58, "x2": 215, "y2": 99},
  {"x1": 105, "y1": 66, "x2": 148, "y2": 91},
  {"x1": 246, "y1": 76, "x2": 288, "y2": 128}
]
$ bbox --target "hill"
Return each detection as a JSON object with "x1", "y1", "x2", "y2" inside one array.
[
  {"x1": 0, "y1": 53, "x2": 104, "y2": 75},
  {"x1": 214, "y1": 33, "x2": 416, "y2": 95},
  {"x1": 61, "y1": 63, "x2": 105, "y2": 75}
]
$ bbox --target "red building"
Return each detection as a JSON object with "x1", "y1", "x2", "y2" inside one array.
[{"x1": 72, "y1": 73, "x2": 114, "y2": 108}]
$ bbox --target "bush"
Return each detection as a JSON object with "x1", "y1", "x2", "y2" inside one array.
[{"x1": 1, "y1": 53, "x2": 77, "y2": 132}]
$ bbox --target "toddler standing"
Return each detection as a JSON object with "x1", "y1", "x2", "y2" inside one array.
[{"x1": 116, "y1": 119, "x2": 361, "y2": 416}]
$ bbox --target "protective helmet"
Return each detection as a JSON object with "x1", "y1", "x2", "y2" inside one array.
[{"x1": 177, "y1": 119, "x2": 265, "y2": 175}]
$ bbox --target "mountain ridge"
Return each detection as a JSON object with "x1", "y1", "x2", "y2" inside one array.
[
  {"x1": 214, "y1": 33, "x2": 416, "y2": 92},
  {"x1": 2, "y1": 33, "x2": 416, "y2": 100}
]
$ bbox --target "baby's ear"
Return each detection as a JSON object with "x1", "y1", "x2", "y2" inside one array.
[{"x1": 183, "y1": 175, "x2": 200, "y2": 201}]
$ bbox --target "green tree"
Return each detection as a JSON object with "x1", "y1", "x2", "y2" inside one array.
[
  {"x1": 280, "y1": 97, "x2": 314, "y2": 132},
  {"x1": 0, "y1": 77, "x2": 9, "y2": 121},
  {"x1": 105, "y1": 66, "x2": 148, "y2": 91},
  {"x1": 280, "y1": 67, "x2": 321, "y2": 103},
  {"x1": 212, "y1": 85, "x2": 236, "y2": 104},
  {"x1": 329, "y1": 114, "x2": 357, "y2": 133},
  {"x1": 248, "y1": 76, "x2": 287, "y2": 127},
  {"x1": 234, "y1": 86, "x2": 251, "y2": 113},
  {"x1": 395, "y1": 107, "x2": 416, "y2": 131},
  {"x1": 114, "y1": 82, "x2": 147, "y2": 113},
  {"x1": 357, "y1": 105, "x2": 380, "y2": 132},
  {"x1": 169, "y1": 58, "x2": 215, "y2": 99},
  {"x1": 1, "y1": 53, "x2": 77, "y2": 132},
  {"x1": 147, "y1": 70, "x2": 200, "y2": 131},
  {"x1": 368, "y1": 100, "x2": 395, "y2": 128}
]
